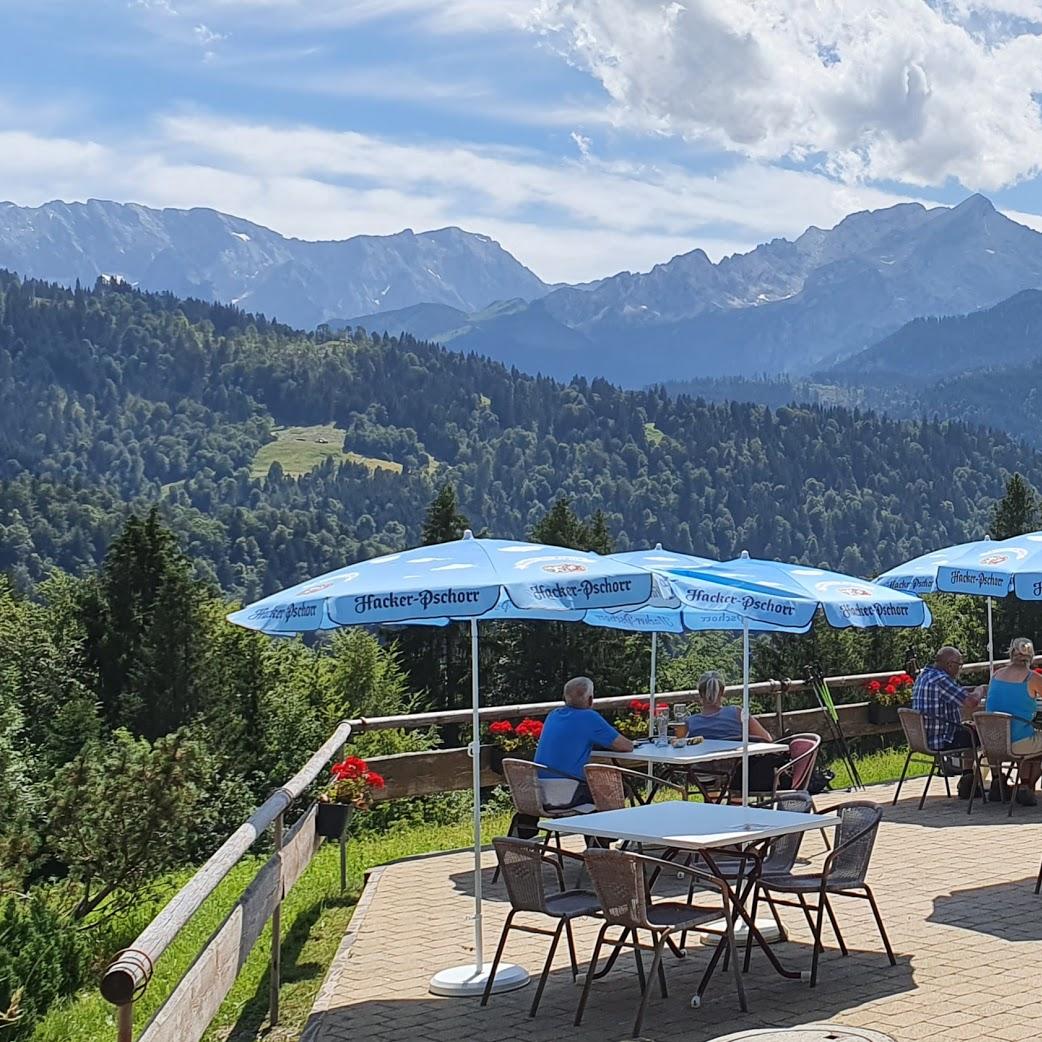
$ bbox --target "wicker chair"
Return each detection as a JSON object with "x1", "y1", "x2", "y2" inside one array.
[
  {"x1": 972, "y1": 711, "x2": 1042, "y2": 817},
  {"x1": 492, "y1": 758, "x2": 592, "y2": 884},
  {"x1": 575, "y1": 848, "x2": 746, "y2": 1036},
  {"x1": 748, "y1": 734, "x2": 822, "y2": 804},
  {"x1": 893, "y1": 708, "x2": 980, "y2": 811},
  {"x1": 749, "y1": 801, "x2": 895, "y2": 987},
  {"x1": 482, "y1": 838, "x2": 601, "y2": 1017},
  {"x1": 584, "y1": 762, "x2": 686, "y2": 812}
]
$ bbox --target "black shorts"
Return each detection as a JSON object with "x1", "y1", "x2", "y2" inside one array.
[{"x1": 937, "y1": 725, "x2": 974, "y2": 752}]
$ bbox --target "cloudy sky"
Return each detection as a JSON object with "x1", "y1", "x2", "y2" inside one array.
[{"x1": 5, "y1": 0, "x2": 1042, "y2": 281}]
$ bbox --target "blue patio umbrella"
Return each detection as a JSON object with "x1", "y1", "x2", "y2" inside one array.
[
  {"x1": 584, "y1": 545, "x2": 812, "y2": 735},
  {"x1": 877, "y1": 532, "x2": 1042, "y2": 670},
  {"x1": 229, "y1": 531, "x2": 656, "y2": 998},
  {"x1": 663, "y1": 553, "x2": 933, "y2": 804}
]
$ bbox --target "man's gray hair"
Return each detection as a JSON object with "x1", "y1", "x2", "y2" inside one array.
[{"x1": 563, "y1": 676, "x2": 594, "y2": 706}]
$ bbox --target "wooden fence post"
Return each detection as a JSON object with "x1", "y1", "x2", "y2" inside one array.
[
  {"x1": 269, "y1": 812, "x2": 284, "y2": 1028},
  {"x1": 338, "y1": 741, "x2": 348, "y2": 894}
]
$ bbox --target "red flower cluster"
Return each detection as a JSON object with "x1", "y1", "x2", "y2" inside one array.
[
  {"x1": 629, "y1": 699, "x2": 651, "y2": 713},
  {"x1": 330, "y1": 755, "x2": 384, "y2": 789},
  {"x1": 489, "y1": 720, "x2": 514, "y2": 735},
  {"x1": 515, "y1": 718, "x2": 543, "y2": 740}
]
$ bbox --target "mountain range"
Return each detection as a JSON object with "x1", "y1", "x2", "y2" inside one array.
[
  {"x1": 4, "y1": 194, "x2": 1042, "y2": 387},
  {"x1": 0, "y1": 198, "x2": 548, "y2": 329}
]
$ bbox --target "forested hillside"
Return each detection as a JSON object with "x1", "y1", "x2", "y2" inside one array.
[{"x1": 1, "y1": 270, "x2": 1037, "y2": 597}]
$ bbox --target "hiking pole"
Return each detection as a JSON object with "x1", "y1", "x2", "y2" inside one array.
[{"x1": 805, "y1": 662, "x2": 864, "y2": 790}]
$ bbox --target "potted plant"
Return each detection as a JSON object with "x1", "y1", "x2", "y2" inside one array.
[
  {"x1": 615, "y1": 699, "x2": 653, "y2": 740},
  {"x1": 315, "y1": 755, "x2": 385, "y2": 838},
  {"x1": 866, "y1": 673, "x2": 914, "y2": 725},
  {"x1": 485, "y1": 718, "x2": 544, "y2": 772}
]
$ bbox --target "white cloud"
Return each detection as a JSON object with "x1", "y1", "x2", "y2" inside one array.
[
  {"x1": 528, "y1": 0, "x2": 1042, "y2": 191},
  {"x1": 2, "y1": 112, "x2": 1036, "y2": 282}
]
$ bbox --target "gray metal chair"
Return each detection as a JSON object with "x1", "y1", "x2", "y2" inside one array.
[
  {"x1": 575, "y1": 848, "x2": 746, "y2": 1036},
  {"x1": 492, "y1": 758, "x2": 591, "y2": 884},
  {"x1": 584, "y1": 761, "x2": 686, "y2": 812},
  {"x1": 972, "y1": 711, "x2": 1042, "y2": 817},
  {"x1": 749, "y1": 801, "x2": 895, "y2": 987},
  {"x1": 893, "y1": 708, "x2": 980, "y2": 811},
  {"x1": 482, "y1": 837, "x2": 601, "y2": 1017}
]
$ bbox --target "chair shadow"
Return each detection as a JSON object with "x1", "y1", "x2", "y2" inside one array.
[
  {"x1": 928, "y1": 878, "x2": 1042, "y2": 941},
  {"x1": 299, "y1": 942, "x2": 915, "y2": 1042},
  {"x1": 862, "y1": 783, "x2": 1042, "y2": 828}
]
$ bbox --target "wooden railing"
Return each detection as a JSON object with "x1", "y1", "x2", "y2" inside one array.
[
  {"x1": 99, "y1": 655, "x2": 1001, "y2": 1040},
  {"x1": 101, "y1": 721, "x2": 353, "y2": 1042}
]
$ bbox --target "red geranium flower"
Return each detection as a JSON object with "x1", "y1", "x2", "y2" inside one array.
[
  {"x1": 516, "y1": 719, "x2": 543, "y2": 739},
  {"x1": 630, "y1": 699, "x2": 651, "y2": 713},
  {"x1": 489, "y1": 720, "x2": 514, "y2": 735},
  {"x1": 867, "y1": 680, "x2": 881, "y2": 694},
  {"x1": 364, "y1": 770, "x2": 385, "y2": 789}
]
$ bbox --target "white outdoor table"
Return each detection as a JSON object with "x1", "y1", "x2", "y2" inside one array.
[
  {"x1": 540, "y1": 801, "x2": 841, "y2": 988},
  {"x1": 591, "y1": 738, "x2": 788, "y2": 768},
  {"x1": 591, "y1": 738, "x2": 790, "y2": 804}
]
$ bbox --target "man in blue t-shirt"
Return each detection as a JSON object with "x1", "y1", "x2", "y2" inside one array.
[{"x1": 535, "y1": 676, "x2": 634, "y2": 808}]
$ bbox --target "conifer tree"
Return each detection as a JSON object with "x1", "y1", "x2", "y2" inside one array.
[{"x1": 990, "y1": 474, "x2": 1042, "y2": 651}]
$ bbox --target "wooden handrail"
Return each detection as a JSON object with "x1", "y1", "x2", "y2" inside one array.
[
  {"x1": 346, "y1": 658, "x2": 1004, "y2": 732},
  {"x1": 101, "y1": 719, "x2": 353, "y2": 1009}
]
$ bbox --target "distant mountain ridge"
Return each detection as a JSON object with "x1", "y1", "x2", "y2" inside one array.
[
  {"x1": 0, "y1": 199, "x2": 548, "y2": 329},
  {"x1": 343, "y1": 194, "x2": 1042, "y2": 385}
]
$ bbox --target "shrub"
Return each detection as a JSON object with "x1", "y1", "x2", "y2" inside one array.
[{"x1": 0, "y1": 894, "x2": 89, "y2": 1039}]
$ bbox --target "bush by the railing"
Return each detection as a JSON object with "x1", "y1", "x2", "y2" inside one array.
[{"x1": 0, "y1": 893, "x2": 89, "y2": 1040}]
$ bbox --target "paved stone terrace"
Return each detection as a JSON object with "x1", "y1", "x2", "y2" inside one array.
[{"x1": 301, "y1": 780, "x2": 1042, "y2": 1042}]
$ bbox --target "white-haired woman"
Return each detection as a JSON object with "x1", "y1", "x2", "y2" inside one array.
[
  {"x1": 684, "y1": 671, "x2": 782, "y2": 796},
  {"x1": 986, "y1": 637, "x2": 1042, "y2": 805}
]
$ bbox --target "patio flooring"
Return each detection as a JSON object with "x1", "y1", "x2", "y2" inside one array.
[{"x1": 300, "y1": 778, "x2": 1042, "y2": 1042}]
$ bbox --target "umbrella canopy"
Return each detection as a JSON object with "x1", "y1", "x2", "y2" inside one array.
[
  {"x1": 227, "y1": 530, "x2": 657, "y2": 998},
  {"x1": 659, "y1": 552, "x2": 931, "y2": 805},
  {"x1": 667, "y1": 553, "x2": 933, "y2": 630},
  {"x1": 228, "y1": 530, "x2": 656, "y2": 633},
  {"x1": 877, "y1": 533, "x2": 1042, "y2": 600}
]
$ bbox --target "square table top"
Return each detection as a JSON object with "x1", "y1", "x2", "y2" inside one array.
[
  {"x1": 540, "y1": 799, "x2": 841, "y2": 852},
  {"x1": 590, "y1": 738, "x2": 788, "y2": 766}
]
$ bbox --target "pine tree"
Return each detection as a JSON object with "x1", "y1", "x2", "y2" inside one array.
[{"x1": 396, "y1": 486, "x2": 472, "y2": 710}]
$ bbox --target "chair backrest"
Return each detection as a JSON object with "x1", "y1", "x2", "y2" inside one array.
[
  {"x1": 764, "y1": 791, "x2": 812, "y2": 872},
  {"x1": 898, "y1": 707, "x2": 931, "y2": 754},
  {"x1": 973, "y1": 712, "x2": 1014, "y2": 763},
  {"x1": 584, "y1": 763, "x2": 627, "y2": 813},
  {"x1": 492, "y1": 837, "x2": 555, "y2": 914},
  {"x1": 502, "y1": 758, "x2": 546, "y2": 818},
  {"x1": 784, "y1": 733, "x2": 822, "y2": 790},
  {"x1": 829, "y1": 801, "x2": 883, "y2": 884},
  {"x1": 583, "y1": 848, "x2": 653, "y2": 931}
]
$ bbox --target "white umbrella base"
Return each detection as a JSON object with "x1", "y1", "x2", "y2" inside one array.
[
  {"x1": 698, "y1": 917, "x2": 786, "y2": 945},
  {"x1": 429, "y1": 962, "x2": 529, "y2": 997}
]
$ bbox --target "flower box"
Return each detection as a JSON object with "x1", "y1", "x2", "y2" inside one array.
[{"x1": 868, "y1": 702, "x2": 901, "y2": 726}]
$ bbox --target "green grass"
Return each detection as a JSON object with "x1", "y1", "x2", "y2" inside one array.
[
  {"x1": 827, "y1": 747, "x2": 929, "y2": 789},
  {"x1": 31, "y1": 812, "x2": 511, "y2": 1042},
  {"x1": 643, "y1": 421, "x2": 664, "y2": 446},
  {"x1": 250, "y1": 425, "x2": 403, "y2": 479}
]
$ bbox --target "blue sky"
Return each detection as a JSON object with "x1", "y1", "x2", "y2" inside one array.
[{"x1": 4, "y1": 0, "x2": 1042, "y2": 282}]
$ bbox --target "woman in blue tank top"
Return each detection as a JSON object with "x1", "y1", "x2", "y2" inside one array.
[{"x1": 986, "y1": 637, "x2": 1042, "y2": 804}]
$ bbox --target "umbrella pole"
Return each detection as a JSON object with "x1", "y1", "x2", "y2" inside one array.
[
  {"x1": 649, "y1": 631, "x2": 658, "y2": 738},
  {"x1": 987, "y1": 596, "x2": 995, "y2": 674},
  {"x1": 470, "y1": 617, "x2": 483, "y2": 970},
  {"x1": 428, "y1": 618, "x2": 528, "y2": 997},
  {"x1": 742, "y1": 618, "x2": 750, "y2": 808}
]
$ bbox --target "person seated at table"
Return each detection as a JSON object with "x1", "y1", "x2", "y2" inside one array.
[
  {"x1": 986, "y1": 637, "x2": 1042, "y2": 805},
  {"x1": 685, "y1": 671, "x2": 784, "y2": 796},
  {"x1": 685, "y1": 670, "x2": 775, "y2": 743},
  {"x1": 534, "y1": 675, "x2": 633, "y2": 809},
  {"x1": 911, "y1": 645, "x2": 983, "y2": 798}
]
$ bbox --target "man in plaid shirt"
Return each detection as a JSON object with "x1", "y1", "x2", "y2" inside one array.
[{"x1": 911, "y1": 646, "x2": 983, "y2": 797}]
